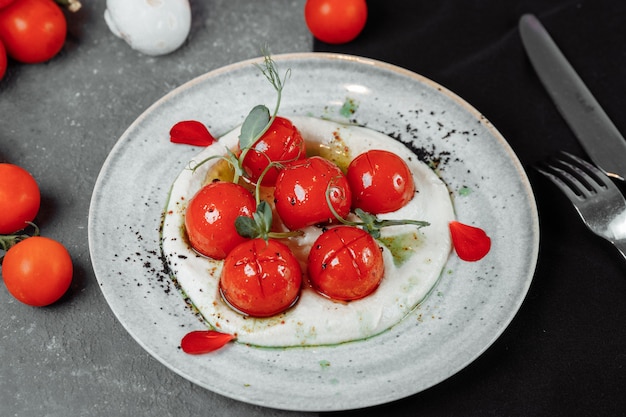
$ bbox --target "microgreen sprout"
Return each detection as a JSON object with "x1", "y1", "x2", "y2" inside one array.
[
  {"x1": 188, "y1": 51, "x2": 290, "y2": 185},
  {"x1": 324, "y1": 179, "x2": 429, "y2": 239},
  {"x1": 238, "y1": 53, "x2": 291, "y2": 168},
  {"x1": 234, "y1": 161, "x2": 302, "y2": 241}
]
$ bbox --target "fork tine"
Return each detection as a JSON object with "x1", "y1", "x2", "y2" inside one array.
[
  {"x1": 537, "y1": 152, "x2": 615, "y2": 201},
  {"x1": 536, "y1": 163, "x2": 584, "y2": 202},
  {"x1": 548, "y1": 156, "x2": 598, "y2": 198},
  {"x1": 537, "y1": 152, "x2": 626, "y2": 261},
  {"x1": 559, "y1": 151, "x2": 615, "y2": 190}
]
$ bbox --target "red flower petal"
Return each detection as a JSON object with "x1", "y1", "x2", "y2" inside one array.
[
  {"x1": 180, "y1": 330, "x2": 235, "y2": 355},
  {"x1": 449, "y1": 220, "x2": 491, "y2": 262},
  {"x1": 170, "y1": 120, "x2": 216, "y2": 146}
]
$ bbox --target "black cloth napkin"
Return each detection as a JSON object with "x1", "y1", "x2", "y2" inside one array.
[{"x1": 315, "y1": 1, "x2": 626, "y2": 416}]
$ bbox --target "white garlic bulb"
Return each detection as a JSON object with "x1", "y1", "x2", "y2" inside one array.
[{"x1": 104, "y1": 0, "x2": 191, "y2": 56}]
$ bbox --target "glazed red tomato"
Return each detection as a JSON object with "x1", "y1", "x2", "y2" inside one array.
[
  {"x1": 220, "y1": 238, "x2": 302, "y2": 317},
  {"x1": 0, "y1": 0, "x2": 67, "y2": 64},
  {"x1": 274, "y1": 156, "x2": 352, "y2": 230},
  {"x1": 0, "y1": 38, "x2": 6, "y2": 81},
  {"x1": 184, "y1": 181, "x2": 256, "y2": 260},
  {"x1": 304, "y1": 0, "x2": 367, "y2": 44},
  {"x1": 347, "y1": 149, "x2": 416, "y2": 214},
  {"x1": 241, "y1": 116, "x2": 306, "y2": 186},
  {"x1": 308, "y1": 226, "x2": 384, "y2": 301},
  {"x1": 0, "y1": 163, "x2": 40, "y2": 234},
  {"x1": 2, "y1": 236, "x2": 73, "y2": 306}
]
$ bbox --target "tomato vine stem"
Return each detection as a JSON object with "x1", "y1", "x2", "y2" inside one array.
[
  {"x1": 0, "y1": 223, "x2": 40, "y2": 261},
  {"x1": 55, "y1": 0, "x2": 81, "y2": 12}
]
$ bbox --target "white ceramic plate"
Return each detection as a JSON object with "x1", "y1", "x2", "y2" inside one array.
[{"x1": 88, "y1": 53, "x2": 539, "y2": 412}]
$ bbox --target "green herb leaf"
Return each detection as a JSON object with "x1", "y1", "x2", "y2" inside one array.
[
  {"x1": 259, "y1": 201, "x2": 273, "y2": 229},
  {"x1": 235, "y1": 216, "x2": 259, "y2": 239},
  {"x1": 239, "y1": 104, "x2": 271, "y2": 150}
]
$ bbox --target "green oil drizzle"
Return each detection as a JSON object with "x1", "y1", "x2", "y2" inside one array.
[
  {"x1": 458, "y1": 185, "x2": 472, "y2": 196},
  {"x1": 204, "y1": 157, "x2": 235, "y2": 184},
  {"x1": 308, "y1": 129, "x2": 352, "y2": 173},
  {"x1": 378, "y1": 231, "x2": 423, "y2": 267},
  {"x1": 339, "y1": 97, "x2": 359, "y2": 118},
  {"x1": 319, "y1": 360, "x2": 331, "y2": 369}
]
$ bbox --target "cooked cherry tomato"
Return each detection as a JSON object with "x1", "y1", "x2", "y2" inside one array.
[
  {"x1": 0, "y1": 163, "x2": 40, "y2": 234},
  {"x1": 308, "y1": 226, "x2": 384, "y2": 301},
  {"x1": 220, "y1": 238, "x2": 302, "y2": 317},
  {"x1": 274, "y1": 156, "x2": 352, "y2": 230},
  {"x1": 347, "y1": 149, "x2": 416, "y2": 214},
  {"x1": 185, "y1": 181, "x2": 256, "y2": 260},
  {"x1": 0, "y1": 38, "x2": 6, "y2": 81},
  {"x1": 2, "y1": 236, "x2": 73, "y2": 306},
  {"x1": 304, "y1": 0, "x2": 367, "y2": 44},
  {"x1": 0, "y1": 0, "x2": 67, "y2": 64},
  {"x1": 241, "y1": 116, "x2": 306, "y2": 186}
]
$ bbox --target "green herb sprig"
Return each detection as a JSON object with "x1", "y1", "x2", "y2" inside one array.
[
  {"x1": 190, "y1": 52, "x2": 290, "y2": 185},
  {"x1": 324, "y1": 179, "x2": 429, "y2": 239}
]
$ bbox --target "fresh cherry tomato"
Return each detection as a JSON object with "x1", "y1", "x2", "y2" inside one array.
[
  {"x1": 0, "y1": 0, "x2": 16, "y2": 9},
  {"x1": 0, "y1": 38, "x2": 6, "y2": 81},
  {"x1": 274, "y1": 156, "x2": 352, "y2": 230},
  {"x1": 347, "y1": 149, "x2": 416, "y2": 214},
  {"x1": 0, "y1": 163, "x2": 40, "y2": 234},
  {"x1": 185, "y1": 181, "x2": 256, "y2": 260},
  {"x1": 240, "y1": 116, "x2": 306, "y2": 186},
  {"x1": 0, "y1": 0, "x2": 67, "y2": 64},
  {"x1": 2, "y1": 236, "x2": 73, "y2": 306},
  {"x1": 220, "y1": 238, "x2": 302, "y2": 317},
  {"x1": 304, "y1": 0, "x2": 367, "y2": 44},
  {"x1": 308, "y1": 226, "x2": 384, "y2": 301}
]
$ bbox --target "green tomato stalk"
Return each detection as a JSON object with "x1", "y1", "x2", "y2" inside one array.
[
  {"x1": 55, "y1": 0, "x2": 81, "y2": 12},
  {"x1": 0, "y1": 223, "x2": 40, "y2": 261}
]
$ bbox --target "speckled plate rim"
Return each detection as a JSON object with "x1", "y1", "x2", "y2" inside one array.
[{"x1": 88, "y1": 52, "x2": 539, "y2": 412}]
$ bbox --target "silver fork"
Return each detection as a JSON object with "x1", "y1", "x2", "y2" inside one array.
[{"x1": 537, "y1": 151, "x2": 626, "y2": 260}]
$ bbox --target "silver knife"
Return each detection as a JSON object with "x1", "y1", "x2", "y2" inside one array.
[{"x1": 519, "y1": 13, "x2": 626, "y2": 181}]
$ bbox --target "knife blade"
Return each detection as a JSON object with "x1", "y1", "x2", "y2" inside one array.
[{"x1": 519, "y1": 13, "x2": 626, "y2": 181}]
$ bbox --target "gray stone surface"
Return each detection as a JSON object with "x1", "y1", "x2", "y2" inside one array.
[{"x1": 0, "y1": 1, "x2": 312, "y2": 416}]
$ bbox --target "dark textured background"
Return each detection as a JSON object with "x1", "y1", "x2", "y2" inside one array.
[
  {"x1": 2, "y1": 0, "x2": 625, "y2": 416},
  {"x1": 316, "y1": 1, "x2": 626, "y2": 416}
]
